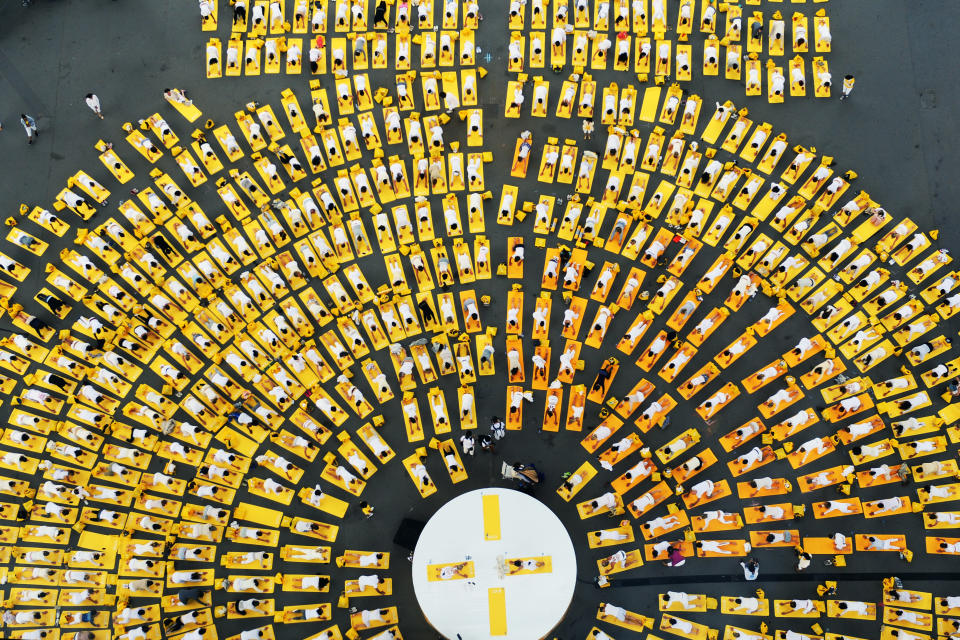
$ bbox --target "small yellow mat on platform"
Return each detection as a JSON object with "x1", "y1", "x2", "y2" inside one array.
[
  {"x1": 483, "y1": 494, "x2": 501, "y2": 541},
  {"x1": 488, "y1": 587, "x2": 507, "y2": 636}
]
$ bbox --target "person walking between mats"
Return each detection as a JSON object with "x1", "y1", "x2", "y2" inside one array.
[
  {"x1": 490, "y1": 416, "x2": 506, "y2": 441},
  {"x1": 840, "y1": 75, "x2": 855, "y2": 101}
]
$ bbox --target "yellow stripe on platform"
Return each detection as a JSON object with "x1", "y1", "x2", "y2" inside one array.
[
  {"x1": 488, "y1": 587, "x2": 507, "y2": 636},
  {"x1": 483, "y1": 494, "x2": 501, "y2": 541}
]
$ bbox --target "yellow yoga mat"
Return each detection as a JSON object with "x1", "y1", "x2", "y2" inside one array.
[
  {"x1": 236, "y1": 502, "x2": 284, "y2": 527},
  {"x1": 488, "y1": 587, "x2": 507, "y2": 636},
  {"x1": 315, "y1": 494, "x2": 349, "y2": 518},
  {"x1": 639, "y1": 87, "x2": 662, "y2": 122},
  {"x1": 217, "y1": 426, "x2": 259, "y2": 457},
  {"x1": 169, "y1": 100, "x2": 202, "y2": 123},
  {"x1": 78, "y1": 530, "x2": 118, "y2": 553},
  {"x1": 301, "y1": 488, "x2": 350, "y2": 518},
  {"x1": 483, "y1": 494, "x2": 501, "y2": 541},
  {"x1": 940, "y1": 402, "x2": 960, "y2": 425}
]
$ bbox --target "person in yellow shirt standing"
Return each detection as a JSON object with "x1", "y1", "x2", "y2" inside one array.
[
  {"x1": 582, "y1": 119, "x2": 594, "y2": 140},
  {"x1": 840, "y1": 74, "x2": 855, "y2": 101}
]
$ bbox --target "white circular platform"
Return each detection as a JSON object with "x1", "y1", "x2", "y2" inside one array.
[{"x1": 411, "y1": 488, "x2": 577, "y2": 640}]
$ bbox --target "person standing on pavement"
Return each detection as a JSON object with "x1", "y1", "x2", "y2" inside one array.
[
  {"x1": 490, "y1": 416, "x2": 506, "y2": 441},
  {"x1": 460, "y1": 432, "x2": 475, "y2": 455},
  {"x1": 20, "y1": 114, "x2": 37, "y2": 144},
  {"x1": 85, "y1": 94, "x2": 104, "y2": 119},
  {"x1": 479, "y1": 433, "x2": 495, "y2": 453},
  {"x1": 840, "y1": 75, "x2": 855, "y2": 101},
  {"x1": 740, "y1": 558, "x2": 759, "y2": 580}
]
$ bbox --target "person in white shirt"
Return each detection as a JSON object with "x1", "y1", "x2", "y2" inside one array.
[
  {"x1": 697, "y1": 540, "x2": 736, "y2": 555},
  {"x1": 836, "y1": 600, "x2": 870, "y2": 616},
  {"x1": 686, "y1": 479, "x2": 714, "y2": 502},
  {"x1": 785, "y1": 599, "x2": 815, "y2": 615},
  {"x1": 664, "y1": 591, "x2": 697, "y2": 609},
  {"x1": 601, "y1": 603, "x2": 646, "y2": 627},
  {"x1": 359, "y1": 609, "x2": 389, "y2": 628},
  {"x1": 929, "y1": 511, "x2": 960, "y2": 526},
  {"x1": 866, "y1": 536, "x2": 900, "y2": 551},
  {"x1": 821, "y1": 500, "x2": 854, "y2": 516},
  {"x1": 644, "y1": 515, "x2": 679, "y2": 535},
  {"x1": 733, "y1": 596, "x2": 761, "y2": 613},
  {"x1": 83, "y1": 93, "x2": 104, "y2": 119},
  {"x1": 592, "y1": 525, "x2": 629, "y2": 546},
  {"x1": 589, "y1": 492, "x2": 618, "y2": 513},
  {"x1": 894, "y1": 609, "x2": 924, "y2": 625},
  {"x1": 757, "y1": 504, "x2": 785, "y2": 520},
  {"x1": 873, "y1": 496, "x2": 904, "y2": 514},
  {"x1": 288, "y1": 547, "x2": 326, "y2": 561},
  {"x1": 797, "y1": 436, "x2": 829, "y2": 463},
  {"x1": 665, "y1": 617, "x2": 694, "y2": 635},
  {"x1": 344, "y1": 574, "x2": 385, "y2": 595}
]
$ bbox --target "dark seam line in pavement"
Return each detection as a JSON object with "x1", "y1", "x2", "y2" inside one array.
[
  {"x1": 607, "y1": 572, "x2": 960, "y2": 588},
  {"x1": 0, "y1": 46, "x2": 48, "y2": 115}
]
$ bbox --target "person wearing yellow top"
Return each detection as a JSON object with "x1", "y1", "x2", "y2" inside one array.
[{"x1": 841, "y1": 74, "x2": 855, "y2": 101}]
